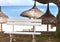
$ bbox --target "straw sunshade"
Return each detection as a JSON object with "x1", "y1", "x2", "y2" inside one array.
[
  {"x1": 20, "y1": 1, "x2": 44, "y2": 42},
  {"x1": 20, "y1": 1, "x2": 44, "y2": 19},
  {"x1": 0, "y1": 6, "x2": 8, "y2": 32},
  {"x1": 38, "y1": 3, "x2": 57, "y2": 31},
  {"x1": 36, "y1": 0, "x2": 57, "y2": 4},
  {"x1": 36, "y1": 0, "x2": 49, "y2": 4},
  {"x1": 38, "y1": 3, "x2": 57, "y2": 24},
  {"x1": 0, "y1": 6, "x2": 8, "y2": 23}
]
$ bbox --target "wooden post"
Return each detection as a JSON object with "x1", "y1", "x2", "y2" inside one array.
[
  {"x1": 12, "y1": 24, "x2": 16, "y2": 42},
  {"x1": 47, "y1": 24, "x2": 49, "y2": 32},
  {"x1": 0, "y1": 23, "x2": 2, "y2": 32},
  {"x1": 32, "y1": 26, "x2": 35, "y2": 42},
  {"x1": 10, "y1": 34, "x2": 13, "y2": 42},
  {"x1": 12, "y1": 24, "x2": 14, "y2": 32}
]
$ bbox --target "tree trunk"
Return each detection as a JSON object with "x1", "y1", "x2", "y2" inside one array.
[{"x1": 56, "y1": 3, "x2": 60, "y2": 38}]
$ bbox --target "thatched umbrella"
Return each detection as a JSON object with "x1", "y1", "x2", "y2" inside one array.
[
  {"x1": 35, "y1": 0, "x2": 58, "y2": 4},
  {"x1": 38, "y1": 3, "x2": 57, "y2": 31},
  {"x1": 0, "y1": 6, "x2": 8, "y2": 32},
  {"x1": 20, "y1": 1, "x2": 44, "y2": 42},
  {"x1": 20, "y1": 1, "x2": 44, "y2": 19}
]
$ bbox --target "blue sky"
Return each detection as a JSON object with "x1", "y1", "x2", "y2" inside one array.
[
  {"x1": 0, "y1": 0, "x2": 39, "y2": 6},
  {"x1": 0, "y1": 0, "x2": 58, "y2": 6},
  {"x1": 0, "y1": 0, "x2": 57, "y2": 32},
  {"x1": 0, "y1": 0, "x2": 59, "y2": 18}
]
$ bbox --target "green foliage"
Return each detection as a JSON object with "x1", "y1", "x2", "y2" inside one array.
[
  {"x1": 36, "y1": 38, "x2": 39, "y2": 42},
  {"x1": 55, "y1": 28, "x2": 60, "y2": 38},
  {"x1": 56, "y1": 10, "x2": 60, "y2": 38}
]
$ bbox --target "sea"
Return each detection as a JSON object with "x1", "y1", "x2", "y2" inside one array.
[
  {"x1": 1, "y1": 6, "x2": 57, "y2": 32},
  {"x1": 1, "y1": 6, "x2": 58, "y2": 18}
]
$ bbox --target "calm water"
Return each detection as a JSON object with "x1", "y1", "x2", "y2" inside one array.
[
  {"x1": 1, "y1": 6, "x2": 57, "y2": 32},
  {"x1": 1, "y1": 6, "x2": 58, "y2": 18}
]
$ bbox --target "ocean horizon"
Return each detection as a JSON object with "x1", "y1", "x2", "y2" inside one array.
[
  {"x1": 1, "y1": 6, "x2": 57, "y2": 32},
  {"x1": 1, "y1": 5, "x2": 58, "y2": 18}
]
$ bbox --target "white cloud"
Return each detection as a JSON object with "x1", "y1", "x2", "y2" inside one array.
[
  {"x1": 36, "y1": 2, "x2": 47, "y2": 6},
  {"x1": 49, "y1": 3, "x2": 57, "y2": 6},
  {"x1": 0, "y1": 0, "x2": 34, "y2": 6},
  {"x1": 0, "y1": 0, "x2": 57, "y2": 6},
  {"x1": 40, "y1": 9, "x2": 44, "y2": 12},
  {"x1": 0, "y1": 0, "x2": 47, "y2": 6}
]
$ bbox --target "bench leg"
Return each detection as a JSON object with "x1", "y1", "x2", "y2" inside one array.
[{"x1": 9, "y1": 34, "x2": 13, "y2": 42}]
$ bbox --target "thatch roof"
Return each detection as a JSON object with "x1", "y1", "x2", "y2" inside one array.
[
  {"x1": 38, "y1": 3, "x2": 57, "y2": 24},
  {"x1": 0, "y1": 12, "x2": 8, "y2": 18},
  {"x1": 20, "y1": 1, "x2": 44, "y2": 19},
  {"x1": 0, "y1": 6, "x2": 8, "y2": 23},
  {"x1": 35, "y1": 0, "x2": 57, "y2": 4},
  {"x1": 0, "y1": 6, "x2": 8, "y2": 18}
]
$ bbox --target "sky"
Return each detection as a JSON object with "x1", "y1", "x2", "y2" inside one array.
[
  {"x1": 0, "y1": 0, "x2": 58, "y2": 6},
  {"x1": 0, "y1": 0, "x2": 42, "y2": 6},
  {"x1": 0, "y1": 0, "x2": 58, "y2": 18},
  {"x1": 0, "y1": 0, "x2": 57, "y2": 32}
]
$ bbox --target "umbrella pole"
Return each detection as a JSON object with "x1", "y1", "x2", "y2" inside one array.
[
  {"x1": 30, "y1": 18, "x2": 36, "y2": 42},
  {"x1": 12, "y1": 24, "x2": 16, "y2": 42},
  {"x1": 47, "y1": 24, "x2": 49, "y2": 32},
  {"x1": 0, "y1": 24, "x2": 2, "y2": 32},
  {"x1": 13, "y1": 24, "x2": 14, "y2": 32},
  {"x1": 11, "y1": 24, "x2": 14, "y2": 42},
  {"x1": 32, "y1": 26, "x2": 35, "y2": 42}
]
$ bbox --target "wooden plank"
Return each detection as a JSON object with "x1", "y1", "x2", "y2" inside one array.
[
  {"x1": 7, "y1": 19, "x2": 41, "y2": 26},
  {"x1": 4, "y1": 32, "x2": 41, "y2": 35}
]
